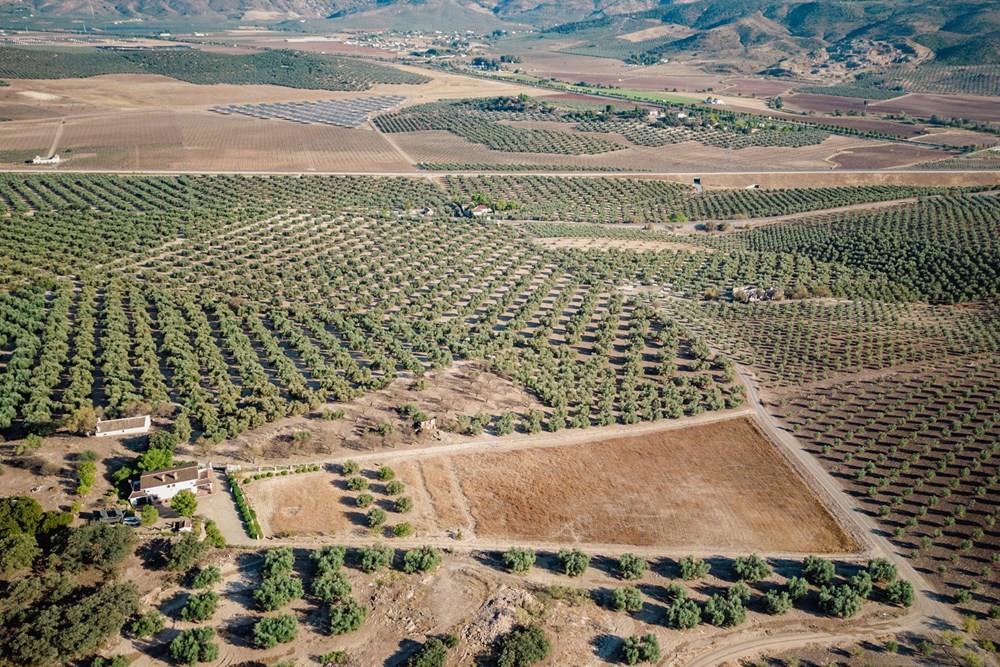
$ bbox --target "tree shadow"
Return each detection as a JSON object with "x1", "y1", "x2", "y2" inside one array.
[
  {"x1": 591, "y1": 633, "x2": 621, "y2": 663},
  {"x1": 383, "y1": 638, "x2": 423, "y2": 667}
]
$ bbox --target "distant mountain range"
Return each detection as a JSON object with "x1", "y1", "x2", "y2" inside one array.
[{"x1": 3, "y1": 0, "x2": 998, "y2": 68}]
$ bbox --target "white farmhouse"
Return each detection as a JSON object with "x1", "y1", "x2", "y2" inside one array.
[{"x1": 129, "y1": 463, "x2": 214, "y2": 506}]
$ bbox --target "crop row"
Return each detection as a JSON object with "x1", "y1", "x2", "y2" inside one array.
[
  {"x1": 374, "y1": 109, "x2": 624, "y2": 155},
  {"x1": 777, "y1": 355, "x2": 1000, "y2": 619}
]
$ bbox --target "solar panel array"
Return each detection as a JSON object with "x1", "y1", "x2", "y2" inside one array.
[{"x1": 211, "y1": 96, "x2": 407, "y2": 128}]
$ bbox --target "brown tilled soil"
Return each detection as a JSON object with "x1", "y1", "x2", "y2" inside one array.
[
  {"x1": 869, "y1": 93, "x2": 1000, "y2": 122},
  {"x1": 829, "y1": 143, "x2": 949, "y2": 169}
]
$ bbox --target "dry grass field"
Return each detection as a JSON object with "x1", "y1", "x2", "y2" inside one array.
[
  {"x1": 246, "y1": 417, "x2": 856, "y2": 553},
  {"x1": 827, "y1": 143, "x2": 945, "y2": 169}
]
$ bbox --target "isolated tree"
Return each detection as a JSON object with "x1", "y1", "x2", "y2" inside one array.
[
  {"x1": 558, "y1": 549, "x2": 590, "y2": 577},
  {"x1": 402, "y1": 546, "x2": 442, "y2": 573},
  {"x1": 170, "y1": 490, "x2": 197, "y2": 518},
  {"x1": 618, "y1": 553, "x2": 647, "y2": 580},
  {"x1": 168, "y1": 628, "x2": 218, "y2": 665},
  {"x1": 253, "y1": 614, "x2": 298, "y2": 648},
  {"x1": 191, "y1": 566, "x2": 221, "y2": 589},
  {"x1": 886, "y1": 579, "x2": 914, "y2": 607},
  {"x1": 312, "y1": 570, "x2": 351, "y2": 603},
  {"x1": 359, "y1": 544, "x2": 393, "y2": 573},
  {"x1": 764, "y1": 590, "x2": 792, "y2": 615},
  {"x1": 329, "y1": 597, "x2": 367, "y2": 635},
  {"x1": 254, "y1": 574, "x2": 303, "y2": 611},
  {"x1": 180, "y1": 591, "x2": 218, "y2": 623},
  {"x1": 678, "y1": 556, "x2": 710, "y2": 580},
  {"x1": 818, "y1": 584, "x2": 863, "y2": 618},
  {"x1": 732, "y1": 554, "x2": 770, "y2": 582},
  {"x1": 867, "y1": 558, "x2": 897, "y2": 583},
  {"x1": 503, "y1": 548, "x2": 536, "y2": 574},
  {"x1": 497, "y1": 624, "x2": 551, "y2": 667},
  {"x1": 786, "y1": 576, "x2": 809, "y2": 600},
  {"x1": 665, "y1": 597, "x2": 701, "y2": 629},
  {"x1": 621, "y1": 634, "x2": 660, "y2": 665},
  {"x1": 611, "y1": 587, "x2": 643, "y2": 613},
  {"x1": 139, "y1": 504, "x2": 158, "y2": 526},
  {"x1": 802, "y1": 555, "x2": 836, "y2": 585},
  {"x1": 129, "y1": 611, "x2": 166, "y2": 639}
]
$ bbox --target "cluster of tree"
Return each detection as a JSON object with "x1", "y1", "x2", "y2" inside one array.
[{"x1": 0, "y1": 498, "x2": 138, "y2": 666}]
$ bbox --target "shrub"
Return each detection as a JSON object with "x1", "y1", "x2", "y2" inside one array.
[
  {"x1": 764, "y1": 590, "x2": 792, "y2": 615},
  {"x1": 367, "y1": 507, "x2": 386, "y2": 529},
  {"x1": 312, "y1": 545, "x2": 346, "y2": 573},
  {"x1": 378, "y1": 465, "x2": 396, "y2": 481},
  {"x1": 341, "y1": 460, "x2": 360, "y2": 476},
  {"x1": 168, "y1": 628, "x2": 218, "y2": 665},
  {"x1": 170, "y1": 490, "x2": 198, "y2": 518},
  {"x1": 139, "y1": 503, "x2": 159, "y2": 526},
  {"x1": 180, "y1": 591, "x2": 218, "y2": 623},
  {"x1": 393, "y1": 522, "x2": 413, "y2": 538},
  {"x1": 320, "y1": 651, "x2": 348, "y2": 666},
  {"x1": 346, "y1": 477, "x2": 368, "y2": 491},
  {"x1": 867, "y1": 558, "x2": 897, "y2": 583},
  {"x1": 356, "y1": 493, "x2": 374, "y2": 508},
  {"x1": 92, "y1": 656, "x2": 129, "y2": 667},
  {"x1": 802, "y1": 556, "x2": 835, "y2": 585},
  {"x1": 558, "y1": 549, "x2": 590, "y2": 577},
  {"x1": 403, "y1": 546, "x2": 442, "y2": 573},
  {"x1": 733, "y1": 554, "x2": 770, "y2": 582},
  {"x1": 128, "y1": 611, "x2": 165, "y2": 638},
  {"x1": 850, "y1": 570, "x2": 873, "y2": 599},
  {"x1": 254, "y1": 574, "x2": 303, "y2": 611},
  {"x1": 818, "y1": 584, "x2": 863, "y2": 618},
  {"x1": 497, "y1": 624, "x2": 551, "y2": 667},
  {"x1": 329, "y1": 597, "x2": 367, "y2": 635},
  {"x1": 394, "y1": 496, "x2": 413, "y2": 513},
  {"x1": 703, "y1": 589, "x2": 746, "y2": 627},
  {"x1": 786, "y1": 575, "x2": 809, "y2": 600},
  {"x1": 359, "y1": 544, "x2": 393, "y2": 572},
  {"x1": 262, "y1": 547, "x2": 295, "y2": 578},
  {"x1": 167, "y1": 533, "x2": 207, "y2": 571},
  {"x1": 678, "y1": 556, "x2": 711, "y2": 580},
  {"x1": 405, "y1": 636, "x2": 454, "y2": 667},
  {"x1": 191, "y1": 566, "x2": 221, "y2": 589},
  {"x1": 253, "y1": 613, "x2": 298, "y2": 648},
  {"x1": 621, "y1": 633, "x2": 660, "y2": 665},
  {"x1": 664, "y1": 595, "x2": 700, "y2": 629},
  {"x1": 203, "y1": 520, "x2": 224, "y2": 548},
  {"x1": 385, "y1": 480, "x2": 405, "y2": 495},
  {"x1": 503, "y1": 548, "x2": 536, "y2": 574},
  {"x1": 886, "y1": 579, "x2": 914, "y2": 607},
  {"x1": 312, "y1": 570, "x2": 351, "y2": 603},
  {"x1": 618, "y1": 553, "x2": 646, "y2": 580},
  {"x1": 611, "y1": 587, "x2": 643, "y2": 613}
]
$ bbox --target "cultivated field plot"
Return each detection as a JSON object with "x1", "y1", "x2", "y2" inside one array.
[
  {"x1": 0, "y1": 110, "x2": 413, "y2": 171},
  {"x1": 444, "y1": 175, "x2": 962, "y2": 225},
  {"x1": 775, "y1": 355, "x2": 1000, "y2": 619},
  {"x1": 0, "y1": 45, "x2": 430, "y2": 91},
  {"x1": 211, "y1": 95, "x2": 406, "y2": 128},
  {"x1": 246, "y1": 416, "x2": 856, "y2": 552},
  {"x1": 0, "y1": 173, "x2": 750, "y2": 442}
]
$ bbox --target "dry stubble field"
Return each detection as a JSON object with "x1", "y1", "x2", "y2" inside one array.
[{"x1": 248, "y1": 416, "x2": 856, "y2": 553}]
